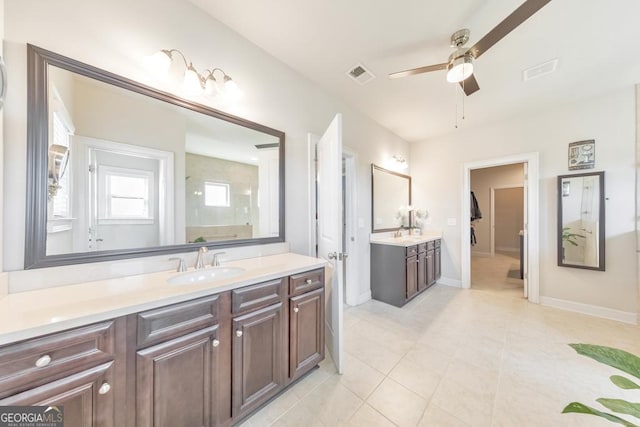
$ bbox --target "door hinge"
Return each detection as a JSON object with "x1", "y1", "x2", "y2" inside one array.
[{"x1": 89, "y1": 164, "x2": 96, "y2": 173}]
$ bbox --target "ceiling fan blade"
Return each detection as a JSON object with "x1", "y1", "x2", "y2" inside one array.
[
  {"x1": 388, "y1": 63, "x2": 448, "y2": 79},
  {"x1": 460, "y1": 74, "x2": 480, "y2": 96},
  {"x1": 468, "y1": 0, "x2": 552, "y2": 59}
]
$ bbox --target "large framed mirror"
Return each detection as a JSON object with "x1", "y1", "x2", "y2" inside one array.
[
  {"x1": 371, "y1": 164, "x2": 411, "y2": 232},
  {"x1": 25, "y1": 45, "x2": 285, "y2": 269},
  {"x1": 557, "y1": 171, "x2": 605, "y2": 271}
]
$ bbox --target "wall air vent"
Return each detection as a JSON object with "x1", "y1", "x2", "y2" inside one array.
[
  {"x1": 346, "y1": 63, "x2": 375, "y2": 85},
  {"x1": 523, "y1": 58, "x2": 558, "y2": 82}
]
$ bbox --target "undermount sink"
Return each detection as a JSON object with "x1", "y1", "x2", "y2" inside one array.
[{"x1": 167, "y1": 266, "x2": 246, "y2": 285}]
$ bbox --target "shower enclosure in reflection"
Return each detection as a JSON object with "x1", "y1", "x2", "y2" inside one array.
[{"x1": 557, "y1": 171, "x2": 605, "y2": 271}]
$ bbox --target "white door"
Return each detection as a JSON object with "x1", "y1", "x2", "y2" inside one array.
[
  {"x1": 522, "y1": 163, "x2": 529, "y2": 298},
  {"x1": 316, "y1": 114, "x2": 344, "y2": 374}
]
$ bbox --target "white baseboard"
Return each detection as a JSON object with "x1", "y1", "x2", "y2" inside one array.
[
  {"x1": 540, "y1": 296, "x2": 639, "y2": 325},
  {"x1": 437, "y1": 277, "x2": 462, "y2": 288},
  {"x1": 471, "y1": 251, "x2": 491, "y2": 258},
  {"x1": 354, "y1": 291, "x2": 372, "y2": 305}
]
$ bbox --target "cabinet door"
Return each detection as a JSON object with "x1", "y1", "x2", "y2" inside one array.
[
  {"x1": 417, "y1": 252, "x2": 427, "y2": 292},
  {"x1": 232, "y1": 303, "x2": 284, "y2": 418},
  {"x1": 136, "y1": 325, "x2": 219, "y2": 427},
  {"x1": 435, "y1": 247, "x2": 441, "y2": 280},
  {"x1": 427, "y1": 250, "x2": 435, "y2": 286},
  {"x1": 290, "y1": 288, "x2": 325, "y2": 380},
  {"x1": 0, "y1": 362, "x2": 115, "y2": 427},
  {"x1": 406, "y1": 255, "x2": 418, "y2": 300}
]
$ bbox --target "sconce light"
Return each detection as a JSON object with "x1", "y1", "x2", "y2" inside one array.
[
  {"x1": 48, "y1": 144, "x2": 69, "y2": 199},
  {"x1": 391, "y1": 155, "x2": 408, "y2": 171},
  {"x1": 0, "y1": 55, "x2": 7, "y2": 111},
  {"x1": 147, "y1": 49, "x2": 242, "y2": 101}
]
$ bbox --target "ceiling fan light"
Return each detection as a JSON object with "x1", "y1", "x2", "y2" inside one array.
[{"x1": 446, "y1": 54, "x2": 473, "y2": 83}]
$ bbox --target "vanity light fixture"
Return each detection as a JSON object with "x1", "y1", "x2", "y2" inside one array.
[
  {"x1": 148, "y1": 49, "x2": 241, "y2": 100},
  {"x1": 391, "y1": 155, "x2": 408, "y2": 171}
]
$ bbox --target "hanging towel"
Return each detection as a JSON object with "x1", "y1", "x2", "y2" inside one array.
[{"x1": 470, "y1": 191, "x2": 482, "y2": 221}]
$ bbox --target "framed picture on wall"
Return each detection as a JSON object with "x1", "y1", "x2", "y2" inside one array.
[{"x1": 568, "y1": 139, "x2": 595, "y2": 170}]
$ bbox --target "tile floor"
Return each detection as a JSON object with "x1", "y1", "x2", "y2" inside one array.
[
  {"x1": 241, "y1": 278, "x2": 640, "y2": 426},
  {"x1": 471, "y1": 251, "x2": 524, "y2": 298}
]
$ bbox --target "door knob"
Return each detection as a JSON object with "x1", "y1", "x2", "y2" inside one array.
[
  {"x1": 328, "y1": 252, "x2": 338, "y2": 260},
  {"x1": 339, "y1": 252, "x2": 349, "y2": 260}
]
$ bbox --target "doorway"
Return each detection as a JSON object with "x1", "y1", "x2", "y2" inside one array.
[
  {"x1": 470, "y1": 164, "x2": 525, "y2": 297},
  {"x1": 461, "y1": 153, "x2": 540, "y2": 304}
]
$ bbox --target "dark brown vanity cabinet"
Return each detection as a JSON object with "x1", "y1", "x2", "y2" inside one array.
[
  {"x1": 371, "y1": 239, "x2": 442, "y2": 307},
  {"x1": 434, "y1": 240, "x2": 442, "y2": 281},
  {"x1": 0, "y1": 268, "x2": 325, "y2": 427},
  {"x1": 0, "y1": 320, "x2": 126, "y2": 427},
  {"x1": 289, "y1": 269, "x2": 325, "y2": 381},
  {"x1": 231, "y1": 296, "x2": 285, "y2": 419},
  {"x1": 134, "y1": 294, "x2": 223, "y2": 427}
]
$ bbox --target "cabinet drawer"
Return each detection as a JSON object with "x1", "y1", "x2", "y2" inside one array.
[
  {"x1": 137, "y1": 294, "x2": 219, "y2": 349},
  {"x1": 406, "y1": 245, "x2": 418, "y2": 257},
  {"x1": 289, "y1": 268, "x2": 324, "y2": 296},
  {"x1": 232, "y1": 278, "x2": 285, "y2": 315},
  {"x1": 418, "y1": 243, "x2": 427, "y2": 253},
  {"x1": 0, "y1": 321, "x2": 115, "y2": 398}
]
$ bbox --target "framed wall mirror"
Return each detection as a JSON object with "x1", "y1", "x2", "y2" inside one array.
[
  {"x1": 557, "y1": 171, "x2": 605, "y2": 271},
  {"x1": 371, "y1": 164, "x2": 411, "y2": 232},
  {"x1": 26, "y1": 45, "x2": 285, "y2": 269}
]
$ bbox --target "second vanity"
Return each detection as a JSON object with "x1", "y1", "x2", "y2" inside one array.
[
  {"x1": 0, "y1": 253, "x2": 326, "y2": 427},
  {"x1": 370, "y1": 234, "x2": 442, "y2": 307}
]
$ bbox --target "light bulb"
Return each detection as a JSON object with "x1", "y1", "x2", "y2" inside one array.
[
  {"x1": 146, "y1": 50, "x2": 172, "y2": 79},
  {"x1": 223, "y1": 76, "x2": 242, "y2": 102},
  {"x1": 446, "y1": 52, "x2": 474, "y2": 83},
  {"x1": 204, "y1": 76, "x2": 219, "y2": 96},
  {"x1": 183, "y1": 64, "x2": 203, "y2": 96}
]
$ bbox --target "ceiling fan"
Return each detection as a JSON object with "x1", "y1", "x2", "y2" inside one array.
[{"x1": 389, "y1": 0, "x2": 552, "y2": 96}]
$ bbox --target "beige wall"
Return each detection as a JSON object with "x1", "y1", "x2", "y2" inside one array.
[
  {"x1": 2, "y1": 0, "x2": 409, "y2": 301},
  {"x1": 412, "y1": 87, "x2": 638, "y2": 314},
  {"x1": 494, "y1": 187, "x2": 524, "y2": 252},
  {"x1": 470, "y1": 164, "x2": 524, "y2": 255}
]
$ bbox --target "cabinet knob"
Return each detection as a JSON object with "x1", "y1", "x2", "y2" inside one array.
[
  {"x1": 236, "y1": 330, "x2": 243, "y2": 337},
  {"x1": 98, "y1": 382, "x2": 111, "y2": 395},
  {"x1": 35, "y1": 355, "x2": 51, "y2": 368},
  {"x1": 212, "y1": 339, "x2": 220, "y2": 347},
  {"x1": 305, "y1": 279, "x2": 313, "y2": 285},
  {"x1": 293, "y1": 307, "x2": 299, "y2": 313}
]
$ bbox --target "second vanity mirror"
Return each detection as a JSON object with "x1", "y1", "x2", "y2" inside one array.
[
  {"x1": 26, "y1": 45, "x2": 285, "y2": 268},
  {"x1": 371, "y1": 164, "x2": 411, "y2": 232},
  {"x1": 557, "y1": 171, "x2": 605, "y2": 271}
]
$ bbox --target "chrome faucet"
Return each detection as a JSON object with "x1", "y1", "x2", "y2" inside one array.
[
  {"x1": 195, "y1": 247, "x2": 208, "y2": 269},
  {"x1": 169, "y1": 257, "x2": 187, "y2": 272},
  {"x1": 211, "y1": 252, "x2": 226, "y2": 267}
]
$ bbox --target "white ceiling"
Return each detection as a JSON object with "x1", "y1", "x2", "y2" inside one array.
[{"x1": 190, "y1": 0, "x2": 640, "y2": 142}]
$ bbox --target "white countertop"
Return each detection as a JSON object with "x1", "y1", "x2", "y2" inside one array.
[
  {"x1": 369, "y1": 232, "x2": 442, "y2": 247},
  {"x1": 0, "y1": 252, "x2": 326, "y2": 346}
]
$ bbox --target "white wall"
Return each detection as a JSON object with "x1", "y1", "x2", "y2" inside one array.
[
  {"x1": 3, "y1": 0, "x2": 409, "y2": 298},
  {"x1": 412, "y1": 88, "x2": 638, "y2": 314}
]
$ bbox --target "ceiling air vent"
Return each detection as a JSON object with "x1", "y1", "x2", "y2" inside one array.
[
  {"x1": 346, "y1": 63, "x2": 375, "y2": 85},
  {"x1": 523, "y1": 58, "x2": 558, "y2": 82}
]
